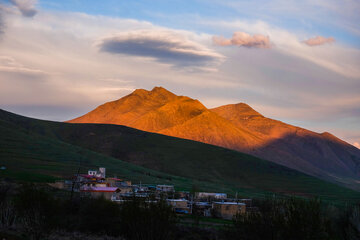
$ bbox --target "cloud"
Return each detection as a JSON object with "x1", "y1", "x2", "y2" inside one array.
[
  {"x1": 0, "y1": 10, "x2": 3, "y2": 37},
  {"x1": 0, "y1": 56, "x2": 48, "y2": 75},
  {"x1": 9, "y1": 0, "x2": 37, "y2": 17},
  {"x1": 98, "y1": 30, "x2": 224, "y2": 69},
  {"x1": 354, "y1": 142, "x2": 360, "y2": 149},
  {"x1": 303, "y1": 36, "x2": 335, "y2": 46},
  {"x1": 213, "y1": 32, "x2": 272, "y2": 49},
  {"x1": 204, "y1": 19, "x2": 360, "y2": 78}
]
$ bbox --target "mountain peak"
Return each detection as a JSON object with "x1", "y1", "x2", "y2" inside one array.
[
  {"x1": 211, "y1": 103, "x2": 263, "y2": 118},
  {"x1": 150, "y1": 86, "x2": 176, "y2": 96},
  {"x1": 129, "y1": 87, "x2": 177, "y2": 102},
  {"x1": 151, "y1": 86, "x2": 167, "y2": 92},
  {"x1": 132, "y1": 88, "x2": 149, "y2": 97}
]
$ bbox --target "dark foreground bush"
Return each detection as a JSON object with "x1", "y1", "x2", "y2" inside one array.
[
  {"x1": 119, "y1": 196, "x2": 177, "y2": 240},
  {"x1": 13, "y1": 184, "x2": 60, "y2": 240},
  {"x1": 1, "y1": 184, "x2": 359, "y2": 240},
  {"x1": 78, "y1": 197, "x2": 122, "y2": 236},
  {"x1": 5, "y1": 185, "x2": 177, "y2": 240},
  {"x1": 224, "y1": 197, "x2": 360, "y2": 240}
]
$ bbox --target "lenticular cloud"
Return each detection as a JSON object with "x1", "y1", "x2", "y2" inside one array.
[{"x1": 98, "y1": 30, "x2": 224, "y2": 69}]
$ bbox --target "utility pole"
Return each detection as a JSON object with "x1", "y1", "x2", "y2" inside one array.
[
  {"x1": 190, "y1": 194, "x2": 193, "y2": 214},
  {"x1": 70, "y1": 166, "x2": 81, "y2": 201},
  {"x1": 70, "y1": 156, "x2": 82, "y2": 201}
]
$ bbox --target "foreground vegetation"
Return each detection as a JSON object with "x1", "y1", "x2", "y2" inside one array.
[{"x1": 0, "y1": 184, "x2": 359, "y2": 240}]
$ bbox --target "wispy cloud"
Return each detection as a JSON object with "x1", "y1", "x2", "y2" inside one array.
[
  {"x1": 98, "y1": 30, "x2": 224, "y2": 70},
  {"x1": 213, "y1": 32, "x2": 272, "y2": 49},
  {"x1": 0, "y1": 10, "x2": 3, "y2": 37},
  {"x1": 215, "y1": 0, "x2": 360, "y2": 38},
  {"x1": 9, "y1": 0, "x2": 37, "y2": 17},
  {"x1": 0, "y1": 56, "x2": 48, "y2": 75},
  {"x1": 303, "y1": 36, "x2": 335, "y2": 46}
]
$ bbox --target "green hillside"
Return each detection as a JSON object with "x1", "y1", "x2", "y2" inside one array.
[{"x1": 0, "y1": 109, "x2": 359, "y2": 204}]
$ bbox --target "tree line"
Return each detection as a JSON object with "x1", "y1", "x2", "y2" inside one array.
[{"x1": 0, "y1": 183, "x2": 359, "y2": 240}]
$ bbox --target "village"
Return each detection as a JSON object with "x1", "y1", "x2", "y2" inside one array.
[{"x1": 52, "y1": 167, "x2": 255, "y2": 220}]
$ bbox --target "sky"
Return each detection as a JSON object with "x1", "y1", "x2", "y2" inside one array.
[{"x1": 0, "y1": 0, "x2": 359, "y2": 148}]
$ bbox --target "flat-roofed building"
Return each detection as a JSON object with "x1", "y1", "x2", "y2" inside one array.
[
  {"x1": 167, "y1": 199, "x2": 189, "y2": 214},
  {"x1": 212, "y1": 202, "x2": 246, "y2": 220},
  {"x1": 156, "y1": 185, "x2": 174, "y2": 193},
  {"x1": 195, "y1": 192, "x2": 227, "y2": 200},
  {"x1": 80, "y1": 186, "x2": 119, "y2": 200}
]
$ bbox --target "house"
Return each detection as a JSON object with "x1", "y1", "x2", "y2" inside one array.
[
  {"x1": 133, "y1": 185, "x2": 149, "y2": 193},
  {"x1": 195, "y1": 192, "x2": 227, "y2": 200},
  {"x1": 80, "y1": 186, "x2": 119, "y2": 200},
  {"x1": 167, "y1": 199, "x2": 189, "y2": 214},
  {"x1": 238, "y1": 199, "x2": 252, "y2": 208},
  {"x1": 193, "y1": 201, "x2": 212, "y2": 217},
  {"x1": 156, "y1": 185, "x2": 174, "y2": 193},
  {"x1": 177, "y1": 191, "x2": 190, "y2": 199},
  {"x1": 88, "y1": 167, "x2": 106, "y2": 178},
  {"x1": 106, "y1": 178, "x2": 131, "y2": 187},
  {"x1": 212, "y1": 202, "x2": 246, "y2": 220}
]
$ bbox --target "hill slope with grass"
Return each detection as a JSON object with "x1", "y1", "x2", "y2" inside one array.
[
  {"x1": 1, "y1": 109, "x2": 360, "y2": 204},
  {"x1": 68, "y1": 87, "x2": 360, "y2": 189}
]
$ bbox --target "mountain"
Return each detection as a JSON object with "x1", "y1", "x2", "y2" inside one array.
[
  {"x1": 69, "y1": 87, "x2": 360, "y2": 189},
  {"x1": 1, "y1": 109, "x2": 360, "y2": 204}
]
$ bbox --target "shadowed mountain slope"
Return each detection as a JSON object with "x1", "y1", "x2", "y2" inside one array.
[
  {"x1": 1, "y1": 108, "x2": 360, "y2": 204},
  {"x1": 69, "y1": 87, "x2": 360, "y2": 189}
]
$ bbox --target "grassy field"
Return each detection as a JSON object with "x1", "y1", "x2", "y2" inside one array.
[{"x1": 1, "y1": 109, "x2": 360, "y2": 204}]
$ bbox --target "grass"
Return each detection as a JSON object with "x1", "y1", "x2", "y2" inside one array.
[{"x1": 1, "y1": 109, "x2": 360, "y2": 205}]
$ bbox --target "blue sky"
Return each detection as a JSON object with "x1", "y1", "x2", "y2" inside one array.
[
  {"x1": 38, "y1": 0, "x2": 360, "y2": 46},
  {"x1": 0, "y1": 0, "x2": 359, "y2": 147}
]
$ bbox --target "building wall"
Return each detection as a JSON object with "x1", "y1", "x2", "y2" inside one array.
[
  {"x1": 89, "y1": 191, "x2": 114, "y2": 200},
  {"x1": 213, "y1": 203, "x2": 246, "y2": 220},
  {"x1": 168, "y1": 200, "x2": 188, "y2": 208},
  {"x1": 118, "y1": 186, "x2": 132, "y2": 194}
]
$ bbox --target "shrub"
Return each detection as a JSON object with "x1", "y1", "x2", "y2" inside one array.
[
  {"x1": 13, "y1": 184, "x2": 59, "y2": 240},
  {"x1": 78, "y1": 197, "x2": 121, "y2": 236},
  {"x1": 119, "y1": 196, "x2": 177, "y2": 240},
  {"x1": 226, "y1": 197, "x2": 334, "y2": 240}
]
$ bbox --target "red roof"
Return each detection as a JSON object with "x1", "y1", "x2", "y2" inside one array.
[
  {"x1": 79, "y1": 174, "x2": 104, "y2": 179},
  {"x1": 107, "y1": 178, "x2": 123, "y2": 181}
]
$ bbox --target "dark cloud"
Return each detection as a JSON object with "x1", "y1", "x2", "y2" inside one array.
[
  {"x1": 98, "y1": 30, "x2": 223, "y2": 69},
  {"x1": 10, "y1": 0, "x2": 37, "y2": 17},
  {"x1": 213, "y1": 32, "x2": 272, "y2": 49}
]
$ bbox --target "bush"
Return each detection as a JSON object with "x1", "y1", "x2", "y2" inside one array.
[
  {"x1": 0, "y1": 184, "x2": 16, "y2": 229},
  {"x1": 341, "y1": 205, "x2": 360, "y2": 240},
  {"x1": 13, "y1": 184, "x2": 60, "y2": 240},
  {"x1": 78, "y1": 197, "x2": 121, "y2": 236},
  {"x1": 225, "y1": 197, "x2": 335, "y2": 240},
  {"x1": 119, "y1": 196, "x2": 177, "y2": 240}
]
